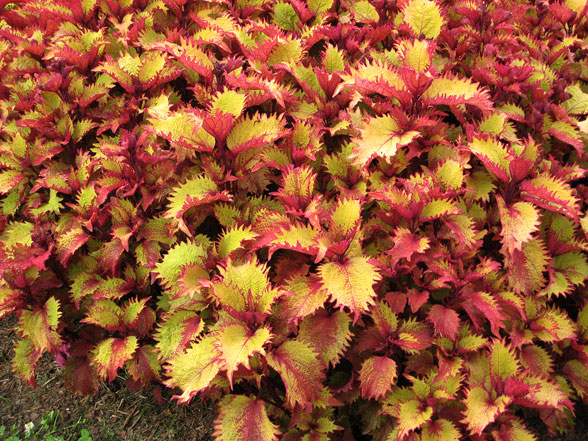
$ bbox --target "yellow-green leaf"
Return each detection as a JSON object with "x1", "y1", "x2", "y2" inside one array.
[
  {"x1": 164, "y1": 335, "x2": 221, "y2": 403},
  {"x1": 350, "y1": 115, "x2": 421, "y2": 167},
  {"x1": 402, "y1": 0, "x2": 444, "y2": 39},
  {"x1": 214, "y1": 395, "x2": 280, "y2": 441},
  {"x1": 214, "y1": 323, "x2": 272, "y2": 387},
  {"x1": 318, "y1": 256, "x2": 381, "y2": 321}
]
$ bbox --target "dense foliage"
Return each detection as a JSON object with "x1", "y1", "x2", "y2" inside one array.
[{"x1": 2, "y1": 0, "x2": 588, "y2": 439}]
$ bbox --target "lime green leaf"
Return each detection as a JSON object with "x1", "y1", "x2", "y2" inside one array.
[
  {"x1": 226, "y1": 113, "x2": 286, "y2": 154},
  {"x1": 308, "y1": 0, "x2": 333, "y2": 14},
  {"x1": 505, "y1": 238, "x2": 549, "y2": 294},
  {"x1": 214, "y1": 323, "x2": 272, "y2": 387},
  {"x1": 218, "y1": 225, "x2": 258, "y2": 259},
  {"x1": 402, "y1": 0, "x2": 444, "y2": 39},
  {"x1": 318, "y1": 256, "x2": 381, "y2": 321},
  {"x1": 138, "y1": 52, "x2": 166, "y2": 83},
  {"x1": 396, "y1": 399, "x2": 434, "y2": 438},
  {"x1": 209, "y1": 259, "x2": 282, "y2": 314},
  {"x1": 298, "y1": 309, "x2": 352, "y2": 366},
  {"x1": 419, "y1": 199, "x2": 461, "y2": 221},
  {"x1": 323, "y1": 44, "x2": 344, "y2": 73},
  {"x1": 462, "y1": 386, "x2": 511, "y2": 435},
  {"x1": 165, "y1": 176, "x2": 231, "y2": 232},
  {"x1": 351, "y1": 1, "x2": 380, "y2": 23},
  {"x1": 400, "y1": 39, "x2": 433, "y2": 72},
  {"x1": 436, "y1": 160, "x2": 464, "y2": 190},
  {"x1": 496, "y1": 196, "x2": 540, "y2": 253},
  {"x1": 489, "y1": 339, "x2": 519, "y2": 380},
  {"x1": 273, "y1": 3, "x2": 299, "y2": 31},
  {"x1": 211, "y1": 90, "x2": 247, "y2": 118},
  {"x1": 164, "y1": 335, "x2": 221, "y2": 403},
  {"x1": 553, "y1": 251, "x2": 588, "y2": 286},
  {"x1": 154, "y1": 310, "x2": 204, "y2": 360},
  {"x1": 154, "y1": 241, "x2": 207, "y2": 289},
  {"x1": 81, "y1": 299, "x2": 122, "y2": 330},
  {"x1": 12, "y1": 338, "x2": 42, "y2": 386},
  {"x1": 331, "y1": 198, "x2": 361, "y2": 237},
  {"x1": 563, "y1": 83, "x2": 588, "y2": 114},
  {"x1": 1, "y1": 221, "x2": 33, "y2": 249}
]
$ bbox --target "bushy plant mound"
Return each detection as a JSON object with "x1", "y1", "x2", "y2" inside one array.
[{"x1": 2, "y1": 0, "x2": 588, "y2": 439}]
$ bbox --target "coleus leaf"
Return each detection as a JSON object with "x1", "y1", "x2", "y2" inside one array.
[
  {"x1": 520, "y1": 174, "x2": 581, "y2": 221},
  {"x1": 318, "y1": 256, "x2": 381, "y2": 322},
  {"x1": 350, "y1": 0, "x2": 380, "y2": 23},
  {"x1": 427, "y1": 304, "x2": 459, "y2": 340},
  {"x1": 266, "y1": 340, "x2": 325, "y2": 408},
  {"x1": 359, "y1": 356, "x2": 397, "y2": 400},
  {"x1": 462, "y1": 386, "x2": 511, "y2": 435},
  {"x1": 81, "y1": 299, "x2": 122, "y2": 331},
  {"x1": 125, "y1": 345, "x2": 161, "y2": 386},
  {"x1": 394, "y1": 318, "x2": 433, "y2": 352},
  {"x1": 467, "y1": 136, "x2": 510, "y2": 182},
  {"x1": 307, "y1": 0, "x2": 333, "y2": 15},
  {"x1": 421, "y1": 419, "x2": 461, "y2": 441},
  {"x1": 208, "y1": 259, "x2": 282, "y2": 317},
  {"x1": 165, "y1": 176, "x2": 232, "y2": 234},
  {"x1": 164, "y1": 335, "x2": 221, "y2": 404},
  {"x1": 56, "y1": 223, "x2": 90, "y2": 266},
  {"x1": 91, "y1": 336, "x2": 138, "y2": 383},
  {"x1": 213, "y1": 322, "x2": 272, "y2": 388},
  {"x1": 520, "y1": 375, "x2": 573, "y2": 410},
  {"x1": 563, "y1": 83, "x2": 588, "y2": 114},
  {"x1": 531, "y1": 307, "x2": 577, "y2": 343},
  {"x1": 387, "y1": 227, "x2": 430, "y2": 269},
  {"x1": 496, "y1": 196, "x2": 540, "y2": 253},
  {"x1": 297, "y1": 309, "x2": 352, "y2": 366},
  {"x1": 153, "y1": 240, "x2": 208, "y2": 289},
  {"x1": 12, "y1": 338, "x2": 42, "y2": 386},
  {"x1": 267, "y1": 222, "x2": 320, "y2": 259},
  {"x1": 330, "y1": 197, "x2": 362, "y2": 240},
  {"x1": 504, "y1": 238, "x2": 549, "y2": 294},
  {"x1": 214, "y1": 395, "x2": 280, "y2": 441},
  {"x1": 350, "y1": 114, "x2": 421, "y2": 168},
  {"x1": 422, "y1": 77, "x2": 493, "y2": 114},
  {"x1": 154, "y1": 310, "x2": 204, "y2": 360},
  {"x1": 0, "y1": 286, "x2": 22, "y2": 319},
  {"x1": 396, "y1": 398, "x2": 434, "y2": 438},
  {"x1": 490, "y1": 418, "x2": 537, "y2": 441},
  {"x1": 226, "y1": 113, "x2": 286, "y2": 154},
  {"x1": 419, "y1": 199, "x2": 461, "y2": 222},
  {"x1": 19, "y1": 297, "x2": 62, "y2": 353},
  {"x1": 278, "y1": 274, "x2": 328, "y2": 324},
  {"x1": 217, "y1": 225, "x2": 258, "y2": 260},
  {"x1": 402, "y1": 0, "x2": 445, "y2": 39},
  {"x1": 552, "y1": 251, "x2": 588, "y2": 287},
  {"x1": 489, "y1": 339, "x2": 519, "y2": 380}
]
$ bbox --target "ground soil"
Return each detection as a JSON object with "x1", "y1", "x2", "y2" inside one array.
[
  {"x1": 0, "y1": 317, "x2": 215, "y2": 441},
  {"x1": 1, "y1": 316, "x2": 588, "y2": 440}
]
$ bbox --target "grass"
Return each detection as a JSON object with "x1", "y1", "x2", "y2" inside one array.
[{"x1": 0, "y1": 410, "x2": 92, "y2": 441}]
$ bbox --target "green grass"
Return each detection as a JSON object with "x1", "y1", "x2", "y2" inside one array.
[{"x1": 0, "y1": 411, "x2": 92, "y2": 441}]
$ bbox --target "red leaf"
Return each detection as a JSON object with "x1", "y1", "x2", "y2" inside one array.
[{"x1": 427, "y1": 305, "x2": 460, "y2": 340}]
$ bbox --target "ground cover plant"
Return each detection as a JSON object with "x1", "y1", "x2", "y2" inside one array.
[{"x1": 1, "y1": 0, "x2": 588, "y2": 439}]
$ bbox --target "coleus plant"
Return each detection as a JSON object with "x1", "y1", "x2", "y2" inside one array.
[{"x1": 1, "y1": 0, "x2": 588, "y2": 440}]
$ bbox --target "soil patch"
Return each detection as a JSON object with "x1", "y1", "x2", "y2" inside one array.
[{"x1": 0, "y1": 317, "x2": 215, "y2": 441}]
